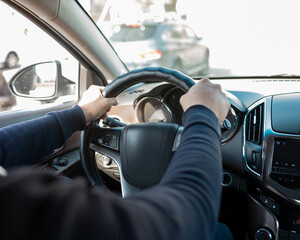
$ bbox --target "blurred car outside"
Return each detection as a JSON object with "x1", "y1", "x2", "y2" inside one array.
[{"x1": 106, "y1": 20, "x2": 209, "y2": 77}]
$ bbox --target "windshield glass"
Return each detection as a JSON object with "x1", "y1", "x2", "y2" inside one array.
[{"x1": 80, "y1": 0, "x2": 300, "y2": 78}]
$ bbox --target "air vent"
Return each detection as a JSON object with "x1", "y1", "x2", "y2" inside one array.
[
  {"x1": 128, "y1": 89, "x2": 144, "y2": 94},
  {"x1": 246, "y1": 104, "x2": 264, "y2": 145}
]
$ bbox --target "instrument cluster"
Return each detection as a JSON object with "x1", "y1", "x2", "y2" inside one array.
[{"x1": 134, "y1": 85, "x2": 239, "y2": 143}]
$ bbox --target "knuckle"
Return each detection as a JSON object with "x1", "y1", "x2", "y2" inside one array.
[
  {"x1": 214, "y1": 84, "x2": 222, "y2": 91},
  {"x1": 201, "y1": 78, "x2": 209, "y2": 83},
  {"x1": 227, "y1": 101, "x2": 231, "y2": 108}
]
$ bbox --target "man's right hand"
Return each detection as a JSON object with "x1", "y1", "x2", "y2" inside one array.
[
  {"x1": 78, "y1": 85, "x2": 118, "y2": 125},
  {"x1": 180, "y1": 78, "x2": 230, "y2": 123}
]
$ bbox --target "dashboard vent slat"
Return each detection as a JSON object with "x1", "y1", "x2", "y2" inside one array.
[{"x1": 246, "y1": 104, "x2": 264, "y2": 145}]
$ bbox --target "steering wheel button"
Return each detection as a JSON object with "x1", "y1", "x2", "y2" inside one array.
[
  {"x1": 103, "y1": 135, "x2": 111, "y2": 144},
  {"x1": 110, "y1": 135, "x2": 117, "y2": 148},
  {"x1": 260, "y1": 194, "x2": 268, "y2": 205}
]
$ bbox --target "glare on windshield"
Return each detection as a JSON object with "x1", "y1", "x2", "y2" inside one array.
[{"x1": 79, "y1": 0, "x2": 300, "y2": 77}]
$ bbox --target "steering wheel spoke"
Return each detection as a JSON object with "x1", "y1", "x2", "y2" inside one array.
[
  {"x1": 90, "y1": 127, "x2": 123, "y2": 152},
  {"x1": 89, "y1": 131, "x2": 143, "y2": 197}
]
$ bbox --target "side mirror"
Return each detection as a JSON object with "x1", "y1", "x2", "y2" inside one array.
[{"x1": 9, "y1": 61, "x2": 75, "y2": 101}]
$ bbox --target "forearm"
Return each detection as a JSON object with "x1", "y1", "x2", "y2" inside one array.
[
  {"x1": 54, "y1": 105, "x2": 222, "y2": 240},
  {"x1": 111, "y1": 105, "x2": 223, "y2": 240},
  {"x1": 134, "y1": 105, "x2": 222, "y2": 239},
  {"x1": 0, "y1": 105, "x2": 86, "y2": 168},
  {"x1": 0, "y1": 105, "x2": 223, "y2": 240}
]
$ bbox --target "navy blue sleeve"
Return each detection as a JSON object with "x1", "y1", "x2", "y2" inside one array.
[
  {"x1": 120, "y1": 105, "x2": 222, "y2": 240},
  {"x1": 0, "y1": 105, "x2": 86, "y2": 168},
  {"x1": 0, "y1": 105, "x2": 222, "y2": 240}
]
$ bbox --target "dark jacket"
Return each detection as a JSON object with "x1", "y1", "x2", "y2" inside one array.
[{"x1": 0, "y1": 104, "x2": 222, "y2": 240}]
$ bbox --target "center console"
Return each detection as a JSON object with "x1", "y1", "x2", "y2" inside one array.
[
  {"x1": 271, "y1": 139, "x2": 300, "y2": 190},
  {"x1": 244, "y1": 94, "x2": 300, "y2": 240}
]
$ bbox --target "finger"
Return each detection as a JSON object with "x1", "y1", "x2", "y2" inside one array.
[
  {"x1": 106, "y1": 98, "x2": 119, "y2": 107},
  {"x1": 99, "y1": 88, "x2": 104, "y2": 97},
  {"x1": 200, "y1": 77, "x2": 209, "y2": 83},
  {"x1": 100, "y1": 113, "x2": 108, "y2": 120}
]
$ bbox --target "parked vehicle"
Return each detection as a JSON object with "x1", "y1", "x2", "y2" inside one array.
[{"x1": 109, "y1": 21, "x2": 209, "y2": 76}]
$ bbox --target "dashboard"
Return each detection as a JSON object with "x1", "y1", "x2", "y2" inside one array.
[{"x1": 97, "y1": 78, "x2": 300, "y2": 239}]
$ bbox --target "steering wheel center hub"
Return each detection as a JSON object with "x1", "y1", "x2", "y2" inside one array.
[{"x1": 120, "y1": 122, "x2": 179, "y2": 188}]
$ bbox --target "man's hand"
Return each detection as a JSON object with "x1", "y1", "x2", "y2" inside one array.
[
  {"x1": 180, "y1": 78, "x2": 230, "y2": 123},
  {"x1": 78, "y1": 85, "x2": 118, "y2": 125}
]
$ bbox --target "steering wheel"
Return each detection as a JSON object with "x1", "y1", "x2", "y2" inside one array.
[{"x1": 80, "y1": 67, "x2": 195, "y2": 197}]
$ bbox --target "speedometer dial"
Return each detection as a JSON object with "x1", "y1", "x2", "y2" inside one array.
[{"x1": 135, "y1": 97, "x2": 173, "y2": 123}]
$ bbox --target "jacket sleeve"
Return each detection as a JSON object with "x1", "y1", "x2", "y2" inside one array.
[
  {"x1": 122, "y1": 105, "x2": 223, "y2": 240},
  {"x1": 0, "y1": 105, "x2": 86, "y2": 168},
  {"x1": 0, "y1": 105, "x2": 222, "y2": 240}
]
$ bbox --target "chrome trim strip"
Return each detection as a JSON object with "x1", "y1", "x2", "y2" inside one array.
[
  {"x1": 172, "y1": 126, "x2": 184, "y2": 151},
  {"x1": 243, "y1": 98, "x2": 267, "y2": 178}
]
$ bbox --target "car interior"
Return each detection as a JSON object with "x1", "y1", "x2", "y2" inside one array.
[{"x1": 1, "y1": 0, "x2": 300, "y2": 240}]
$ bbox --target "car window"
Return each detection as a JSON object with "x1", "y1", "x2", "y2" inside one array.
[
  {"x1": 110, "y1": 25, "x2": 156, "y2": 42},
  {"x1": 168, "y1": 26, "x2": 186, "y2": 39},
  {"x1": 0, "y1": 2, "x2": 79, "y2": 113},
  {"x1": 184, "y1": 26, "x2": 197, "y2": 39}
]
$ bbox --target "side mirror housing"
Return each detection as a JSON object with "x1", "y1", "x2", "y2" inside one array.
[{"x1": 9, "y1": 60, "x2": 75, "y2": 101}]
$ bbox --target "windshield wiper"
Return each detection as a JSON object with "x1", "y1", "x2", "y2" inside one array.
[{"x1": 269, "y1": 73, "x2": 300, "y2": 78}]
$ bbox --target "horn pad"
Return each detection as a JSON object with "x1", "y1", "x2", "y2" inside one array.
[{"x1": 120, "y1": 122, "x2": 179, "y2": 188}]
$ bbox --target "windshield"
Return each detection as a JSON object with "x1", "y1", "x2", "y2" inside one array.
[{"x1": 80, "y1": 0, "x2": 300, "y2": 78}]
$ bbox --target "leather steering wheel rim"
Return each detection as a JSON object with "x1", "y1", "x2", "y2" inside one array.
[{"x1": 102, "y1": 67, "x2": 195, "y2": 98}]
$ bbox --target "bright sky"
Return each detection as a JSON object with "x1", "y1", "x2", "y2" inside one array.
[{"x1": 177, "y1": 0, "x2": 300, "y2": 75}]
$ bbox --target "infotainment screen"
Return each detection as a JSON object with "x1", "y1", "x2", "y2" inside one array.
[{"x1": 271, "y1": 139, "x2": 300, "y2": 190}]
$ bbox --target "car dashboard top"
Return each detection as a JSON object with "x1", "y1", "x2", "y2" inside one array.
[{"x1": 111, "y1": 78, "x2": 300, "y2": 208}]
